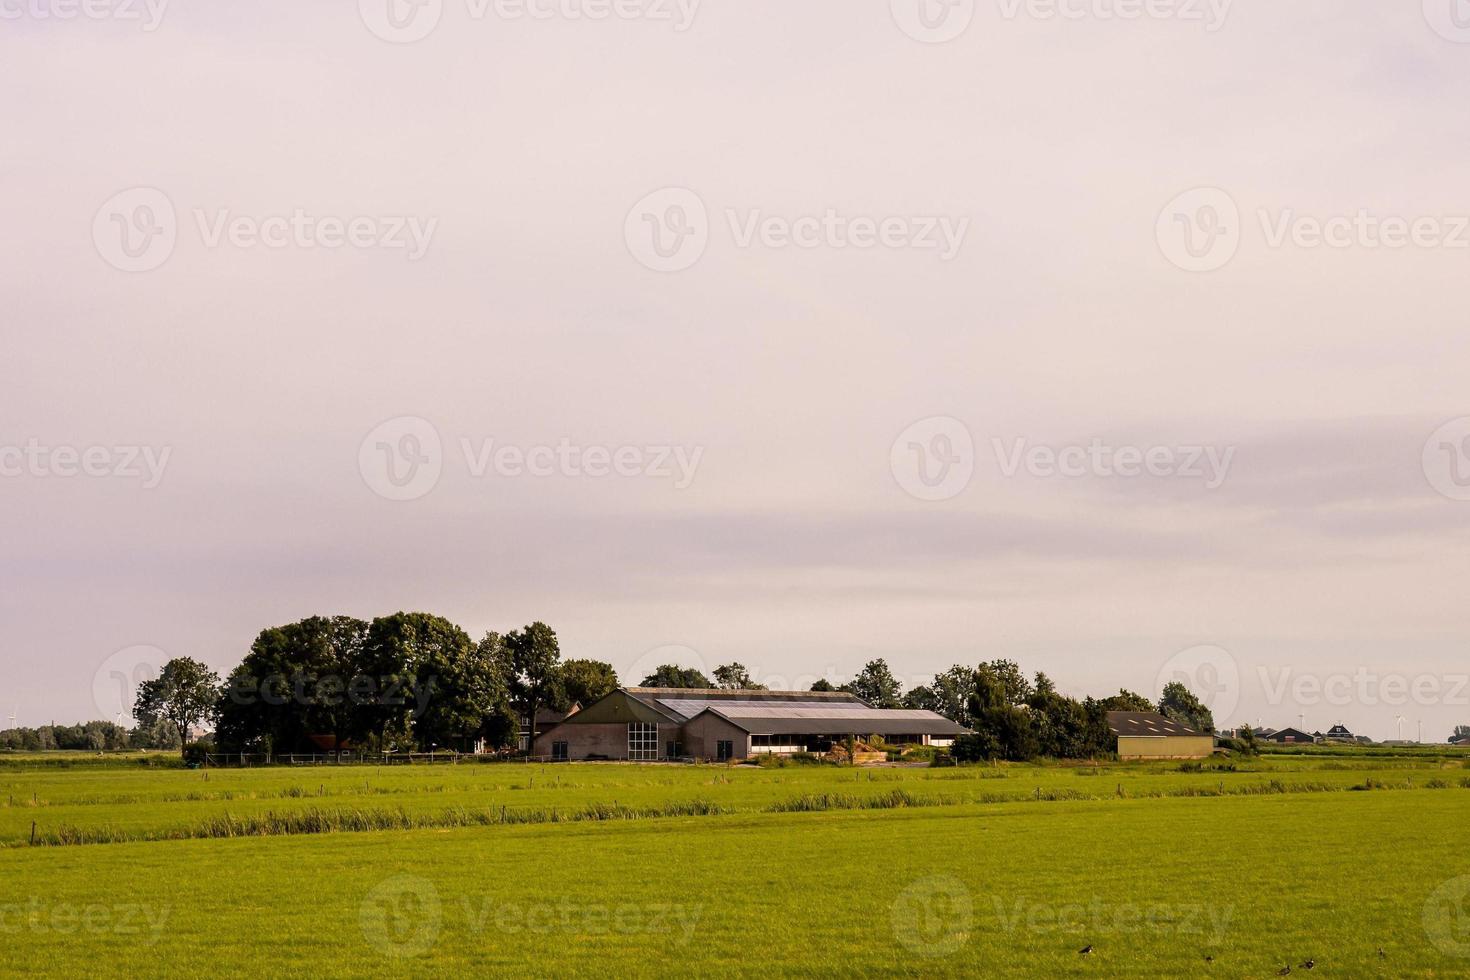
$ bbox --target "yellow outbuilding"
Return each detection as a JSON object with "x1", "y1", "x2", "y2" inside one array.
[{"x1": 1108, "y1": 711, "x2": 1214, "y2": 760}]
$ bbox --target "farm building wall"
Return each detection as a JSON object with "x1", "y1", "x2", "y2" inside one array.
[
  {"x1": 533, "y1": 723, "x2": 626, "y2": 759},
  {"x1": 682, "y1": 714, "x2": 751, "y2": 760},
  {"x1": 533, "y1": 722, "x2": 687, "y2": 760},
  {"x1": 1116, "y1": 735, "x2": 1213, "y2": 760}
]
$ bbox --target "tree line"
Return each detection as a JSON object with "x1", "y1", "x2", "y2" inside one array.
[
  {"x1": 121, "y1": 614, "x2": 625, "y2": 760},
  {"x1": 0, "y1": 720, "x2": 139, "y2": 752},
  {"x1": 639, "y1": 657, "x2": 1217, "y2": 762},
  {"x1": 2, "y1": 639, "x2": 1314, "y2": 762}
]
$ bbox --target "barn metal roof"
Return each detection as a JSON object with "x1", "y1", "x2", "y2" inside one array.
[
  {"x1": 697, "y1": 705, "x2": 968, "y2": 736},
  {"x1": 628, "y1": 688, "x2": 866, "y2": 704},
  {"x1": 605, "y1": 688, "x2": 967, "y2": 736},
  {"x1": 653, "y1": 699, "x2": 870, "y2": 720},
  {"x1": 1106, "y1": 711, "x2": 1203, "y2": 737}
]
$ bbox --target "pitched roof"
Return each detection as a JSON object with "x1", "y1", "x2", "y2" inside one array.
[
  {"x1": 619, "y1": 688, "x2": 966, "y2": 736},
  {"x1": 1265, "y1": 727, "x2": 1314, "y2": 741},
  {"x1": 1106, "y1": 711, "x2": 1203, "y2": 738},
  {"x1": 626, "y1": 688, "x2": 867, "y2": 706},
  {"x1": 694, "y1": 704, "x2": 968, "y2": 737}
]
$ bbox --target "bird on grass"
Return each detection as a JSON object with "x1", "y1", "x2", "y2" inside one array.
[
  {"x1": 1078, "y1": 945, "x2": 1093, "y2": 955},
  {"x1": 1299, "y1": 960, "x2": 1315, "y2": 970},
  {"x1": 1377, "y1": 948, "x2": 1387, "y2": 959},
  {"x1": 1276, "y1": 966, "x2": 1291, "y2": 976},
  {"x1": 1203, "y1": 955, "x2": 1214, "y2": 963}
]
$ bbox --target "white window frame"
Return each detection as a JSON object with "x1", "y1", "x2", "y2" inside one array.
[{"x1": 627, "y1": 722, "x2": 658, "y2": 761}]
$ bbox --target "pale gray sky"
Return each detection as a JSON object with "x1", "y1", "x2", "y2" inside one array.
[{"x1": 4, "y1": 1, "x2": 1470, "y2": 740}]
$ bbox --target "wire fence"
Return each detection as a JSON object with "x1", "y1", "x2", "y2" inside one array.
[{"x1": 203, "y1": 751, "x2": 531, "y2": 767}]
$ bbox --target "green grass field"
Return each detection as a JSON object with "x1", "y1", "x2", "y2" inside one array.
[{"x1": 4, "y1": 751, "x2": 1470, "y2": 977}]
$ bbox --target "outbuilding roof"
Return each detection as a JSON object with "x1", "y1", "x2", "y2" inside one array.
[
  {"x1": 694, "y1": 704, "x2": 968, "y2": 737},
  {"x1": 1106, "y1": 711, "x2": 1203, "y2": 738},
  {"x1": 618, "y1": 687, "x2": 967, "y2": 736},
  {"x1": 626, "y1": 688, "x2": 866, "y2": 706}
]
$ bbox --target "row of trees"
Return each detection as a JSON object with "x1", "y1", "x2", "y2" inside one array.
[
  {"x1": 130, "y1": 614, "x2": 624, "y2": 759},
  {"x1": 26, "y1": 642, "x2": 1466, "y2": 761},
  {"x1": 811, "y1": 658, "x2": 1214, "y2": 762},
  {"x1": 629, "y1": 656, "x2": 1216, "y2": 762},
  {"x1": 0, "y1": 720, "x2": 142, "y2": 752}
]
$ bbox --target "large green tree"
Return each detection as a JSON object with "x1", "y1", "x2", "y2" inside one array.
[
  {"x1": 1026, "y1": 676, "x2": 1112, "y2": 760},
  {"x1": 558, "y1": 659, "x2": 620, "y2": 707},
  {"x1": 307, "y1": 616, "x2": 372, "y2": 757},
  {"x1": 134, "y1": 657, "x2": 220, "y2": 760},
  {"x1": 904, "y1": 665, "x2": 975, "y2": 726},
  {"x1": 216, "y1": 616, "x2": 373, "y2": 757},
  {"x1": 980, "y1": 659, "x2": 1033, "y2": 705},
  {"x1": 1158, "y1": 681, "x2": 1215, "y2": 734},
  {"x1": 952, "y1": 665, "x2": 1038, "y2": 762},
  {"x1": 215, "y1": 623, "x2": 308, "y2": 756},
  {"x1": 639, "y1": 664, "x2": 713, "y2": 689},
  {"x1": 501, "y1": 622, "x2": 564, "y2": 752},
  {"x1": 713, "y1": 663, "x2": 765, "y2": 691},
  {"x1": 847, "y1": 659, "x2": 903, "y2": 709},
  {"x1": 401, "y1": 615, "x2": 515, "y2": 752},
  {"x1": 359, "y1": 614, "x2": 420, "y2": 750},
  {"x1": 1099, "y1": 689, "x2": 1156, "y2": 713}
]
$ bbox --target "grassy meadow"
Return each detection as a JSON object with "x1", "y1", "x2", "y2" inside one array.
[{"x1": 3, "y1": 750, "x2": 1469, "y2": 976}]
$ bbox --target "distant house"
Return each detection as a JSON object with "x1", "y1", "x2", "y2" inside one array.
[
  {"x1": 518, "y1": 704, "x2": 580, "y2": 753},
  {"x1": 1323, "y1": 724, "x2": 1355, "y2": 742},
  {"x1": 1107, "y1": 711, "x2": 1213, "y2": 760},
  {"x1": 1450, "y1": 732, "x2": 1469, "y2": 746},
  {"x1": 532, "y1": 688, "x2": 966, "y2": 762},
  {"x1": 1263, "y1": 727, "x2": 1315, "y2": 744}
]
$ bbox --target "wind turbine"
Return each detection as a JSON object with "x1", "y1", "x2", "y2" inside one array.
[
  {"x1": 1396, "y1": 715, "x2": 1406, "y2": 741},
  {"x1": 1418, "y1": 720, "x2": 1423, "y2": 744}
]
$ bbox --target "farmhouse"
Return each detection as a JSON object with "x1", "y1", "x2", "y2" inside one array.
[
  {"x1": 1263, "y1": 727, "x2": 1315, "y2": 744},
  {"x1": 1107, "y1": 711, "x2": 1213, "y2": 760},
  {"x1": 531, "y1": 688, "x2": 967, "y2": 761},
  {"x1": 518, "y1": 705, "x2": 580, "y2": 753}
]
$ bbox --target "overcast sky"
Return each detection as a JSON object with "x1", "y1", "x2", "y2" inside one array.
[{"x1": 3, "y1": 1, "x2": 1469, "y2": 740}]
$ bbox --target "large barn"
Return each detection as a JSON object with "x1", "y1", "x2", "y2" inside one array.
[
  {"x1": 531, "y1": 687, "x2": 968, "y2": 762},
  {"x1": 1107, "y1": 710, "x2": 1214, "y2": 760}
]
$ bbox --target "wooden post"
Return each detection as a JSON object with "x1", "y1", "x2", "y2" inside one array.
[{"x1": 30, "y1": 822, "x2": 37, "y2": 846}]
